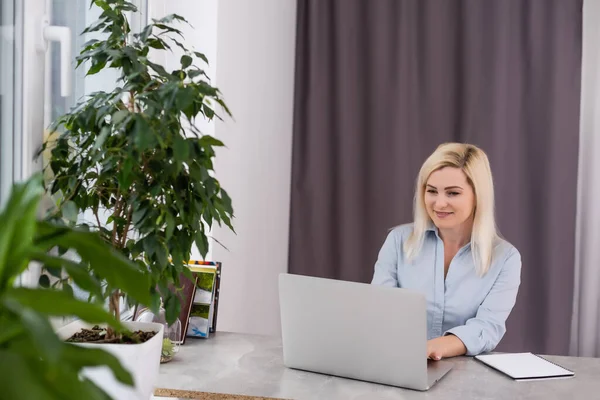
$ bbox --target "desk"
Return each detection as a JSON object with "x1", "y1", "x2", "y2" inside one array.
[{"x1": 157, "y1": 332, "x2": 600, "y2": 399}]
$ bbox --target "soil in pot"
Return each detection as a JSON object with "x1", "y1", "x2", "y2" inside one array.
[{"x1": 66, "y1": 325, "x2": 157, "y2": 344}]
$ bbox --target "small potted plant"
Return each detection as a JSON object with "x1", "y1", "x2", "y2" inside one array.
[
  {"x1": 39, "y1": 0, "x2": 235, "y2": 392},
  {"x1": 0, "y1": 175, "x2": 160, "y2": 399}
]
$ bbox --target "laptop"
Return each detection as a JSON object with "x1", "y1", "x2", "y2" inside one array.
[{"x1": 278, "y1": 273, "x2": 453, "y2": 391}]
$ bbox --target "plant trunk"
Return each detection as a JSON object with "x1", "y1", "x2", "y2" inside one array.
[
  {"x1": 107, "y1": 189, "x2": 123, "y2": 341},
  {"x1": 106, "y1": 290, "x2": 121, "y2": 340}
]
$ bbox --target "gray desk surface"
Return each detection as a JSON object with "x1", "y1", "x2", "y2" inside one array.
[{"x1": 157, "y1": 332, "x2": 600, "y2": 400}]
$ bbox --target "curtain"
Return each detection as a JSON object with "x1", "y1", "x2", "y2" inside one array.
[
  {"x1": 569, "y1": 0, "x2": 600, "y2": 358},
  {"x1": 290, "y1": 0, "x2": 582, "y2": 355}
]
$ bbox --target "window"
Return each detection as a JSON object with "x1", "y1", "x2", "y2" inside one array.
[
  {"x1": 0, "y1": 0, "x2": 148, "y2": 289},
  {"x1": 46, "y1": 0, "x2": 148, "y2": 129},
  {"x1": 0, "y1": 0, "x2": 20, "y2": 207}
]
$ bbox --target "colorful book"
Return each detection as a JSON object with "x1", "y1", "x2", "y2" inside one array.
[
  {"x1": 176, "y1": 272, "x2": 198, "y2": 344},
  {"x1": 186, "y1": 261, "x2": 221, "y2": 338}
]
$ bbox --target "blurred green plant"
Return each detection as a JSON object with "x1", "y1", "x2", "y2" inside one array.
[
  {"x1": 161, "y1": 338, "x2": 175, "y2": 362},
  {"x1": 0, "y1": 175, "x2": 154, "y2": 399}
]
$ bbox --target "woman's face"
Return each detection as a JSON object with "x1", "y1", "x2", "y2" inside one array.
[{"x1": 424, "y1": 167, "x2": 475, "y2": 231}]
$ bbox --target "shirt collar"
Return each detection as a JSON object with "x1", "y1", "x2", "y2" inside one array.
[
  {"x1": 425, "y1": 221, "x2": 439, "y2": 235},
  {"x1": 426, "y1": 221, "x2": 472, "y2": 251}
]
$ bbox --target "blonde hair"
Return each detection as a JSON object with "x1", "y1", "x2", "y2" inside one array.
[{"x1": 404, "y1": 143, "x2": 498, "y2": 276}]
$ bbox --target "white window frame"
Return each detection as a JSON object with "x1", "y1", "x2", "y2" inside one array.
[
  {"x1": 14, "y1": 0, "x2": 148, "y2": 288},
  {"x1": 0, "y1": 0, "x2": 21, "y2": 207}
]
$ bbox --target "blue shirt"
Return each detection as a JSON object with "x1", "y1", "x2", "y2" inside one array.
[{"x1": 371, "y1": 223, "x2": 522, "y2": 356}]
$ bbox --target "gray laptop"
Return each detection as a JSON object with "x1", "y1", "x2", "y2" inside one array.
[{"x1": 278, "y1": 273, "x2": 453, "y2": 391}]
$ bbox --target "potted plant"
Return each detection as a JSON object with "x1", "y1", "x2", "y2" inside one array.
[
  {"x1": 39, "y1": 0, "x2": 234, "y2": 387},
  {"x1": 0, "y1": 175, "x2": 161, "y2": 399}
]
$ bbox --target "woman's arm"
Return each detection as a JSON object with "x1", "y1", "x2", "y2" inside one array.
[
  {"x1": 440, "y1": 247, "x2": 522, "y2": 357},
  {"x1": 371, "y1": 230, "x2": 400, "y2": 287},
  {"x1": 427, "y1": 335, "x2": 467, "y2": 360}
]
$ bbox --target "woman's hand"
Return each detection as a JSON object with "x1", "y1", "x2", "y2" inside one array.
[{"x1": 427, "y1": 335, "x2": 467, "y2": 360}]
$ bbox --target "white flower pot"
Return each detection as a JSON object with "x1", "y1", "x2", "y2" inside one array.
[{"x1": 56, "y1": 320, "x2": 164, "y2": 400}]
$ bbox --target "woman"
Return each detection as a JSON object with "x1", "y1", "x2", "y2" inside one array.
[{"x1": 372, "y1": 143, "x2": 521, "y2": 360}]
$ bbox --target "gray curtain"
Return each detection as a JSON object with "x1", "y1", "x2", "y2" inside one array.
[{"x1": 289, "y1": 0, "x2": 582, "y2": 355}]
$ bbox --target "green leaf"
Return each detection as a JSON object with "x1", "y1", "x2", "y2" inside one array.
[
  {"x1": 180, "y1": 55, "x2": 192, "y2": 69},
  {"x1": 63, "y1": 282, "x2": 74, "y2": 297},
  {"x1": 203, "y1": 104, "x2": 215, "y2": 120},
  {"x1": 32, "y1": 252, "x2": 103, "y2": 298},
  {"x1": 150, "y1": 289, "x2": 161, "y2": 313},
  {"x1": 46, "y1": 266, "x2": 62, "y2": 278},
  {"x1": 3, "y1": 302, "x2": 62, "y2": 364},
  {"x1": 215, "y1": 97, "x2": 232, "y2": 116},
  {"x1": 68, "y1": 176, "x2": 79, "y2": 192},
  {"x1": 171, "y1": 250, "x2": 184, "y2": 276},
  {"x1": 202, "y1": 205, "x2": 213, "y2": 229},
  {"x1": 150, "y1": 183, "x2": 162, "y2": 197},
  {"x1": 39, "y1": 274, "x2": 50, "y2": 288},
  {"x1": 154, "y1": 23, "x2": 183, "y2": 37},
  {"x1": 175, "y1": 87, "x2": 195, "y2": 111},
  {"x1": 50, "y1": 372, "x2": 112, "y2": 400},
  {"x1": 189, "y1": 162, "x2": 209, "y2": 182},
  {"x1": 157, "y1": 13, "x2": 186, "y2": 24},
  {"x1": 188, "y1": 69, "x2": 208, "y2": 80},
  {"x1": 133, "y1": 115, "x2": 154, "y2": 151},
  {"x1": 165, "y1": 212, "x2": 175, "y2": 241},
  {"x1": 220, "y1": 188, "x2": 234, "y2": 213},
  {"x1": 164, "y1": 292, "x2": 181, "y2": 325},
  {"x1": 34, "y1": 222, "x2": 152, "y2": 306},
  {"x1": 62, "y1": 200, "x2": 79, "y2": 223},
  {"x1": 173, "y1": 135, "x2": 189, "y2": 162},
  {"x1": 0, "y1": 317, "x2": 22, "y2": 344},
  {"x1": 0, "y1": 174, "x2": 44, "y2": 289},
  {"x1": 7, "y1": 337, "x2": 116, "y2": 400},
  {"x1": 198, "y1": 134, "x2": 224, "y2": 148},
  {"x1": 155, "y1": 242, "x2": 168, "y2": 267},
  {"x1": 82, "y1": 17, "x2": 108, "y2": 35},
  {"x1": 81, "y1": 38, "x2": 100, "y2": 48},
  {"x1": 221, "y1": 214, "x2": 234, "y2": 231},
  {"x1": 140, "y1": 24, "x2": 153, "y2": 41},
  {"x1": 111, "y1": 109, "x2": 129, "y2": 125},
  {"x1": 0, "y1": 351, "x2": 56, "y2": 400},
  {"x1": 147, "y1": 60, "x2": 170, "y2": 78},
  {"x1": 168, "y1": 38, "x2": 189, "y2": 55},
  {"x1": 117, "y1": 2, "x2": 138, "y2": 12},
  {"x1": 87, "y1": 59, "x2": 107, "y2": 76},
  {"x1": 194, "y1": 51, "x2": 209, "y2": 64},
  {"x1": 143, "y1": 235, "x2": 158, "y2": 259},
  {"x1": 5, "y1": 288, "x2": 124, "y2": 328},
  {"x1": 118, "y1": 157, "x2": 134, "y2": 190},
  {"x1": 132, "y1": 207, "x2": 148, "y2": 227},
  {"x1": 205, "y1": 177, "x2": 217, "y2": 197},
  {"x1": 147, "y1": 38, "x2": 166, "y2": 50},
  {"x1": 195, "y1": 230, "x2": 209, "y2": 260},
  {"x1": 94, "y1": 126, "x2": 111, "y2": 150}
]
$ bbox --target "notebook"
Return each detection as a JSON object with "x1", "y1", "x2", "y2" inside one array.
[{"x1": 475, "y1": 353, "x2": 575, "y2": 381}]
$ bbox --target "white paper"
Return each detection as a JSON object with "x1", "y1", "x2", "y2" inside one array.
[
  {"x1": 194, "y1": 288, "x2": 213, "y2": 304},
  {"x1": 475, "y1": 353, "x2": 574, "y2": 380}
]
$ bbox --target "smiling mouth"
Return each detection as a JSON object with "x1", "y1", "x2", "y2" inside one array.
[{"x1": 435, "y1": 211, "x2": 453, "y2": 218}]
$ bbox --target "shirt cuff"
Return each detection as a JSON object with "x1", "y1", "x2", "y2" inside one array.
[{"x1": 444, "y1": 325, "x2": 482, "y2": 356}]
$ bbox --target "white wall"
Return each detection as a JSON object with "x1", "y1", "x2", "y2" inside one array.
[
  {"x1": 153, "y1": 0, "x2": 218, "y2": 141},
  {"x1": 158, "y1": 0, "x2": 297, "y2": 336},
  {"x1": 212, "y1": 0, "x2": 297, "y2": 336}
]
